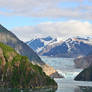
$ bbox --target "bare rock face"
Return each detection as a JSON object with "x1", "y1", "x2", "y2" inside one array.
[
  {"x1": 42, "y1": 64, "x2": 56, "y2": 76},
  {"x1": 0, "y1": 48, "x2": 6, "y2": 66},
  {"x1": 0, "y1": 24, "x2": 61, "y2": 78},
  {"x1": 75, "y1": 66, "x2": 92, "y2": 81},
  {"x1": 0, "y1": 24, "x2": 43, "y2": 65},
  {"x1": 74, "y1": 53, "x2": 92, "y2": 81},
  {"x1": 42, "y1": 64, "x2": 63, "y2": 78}
]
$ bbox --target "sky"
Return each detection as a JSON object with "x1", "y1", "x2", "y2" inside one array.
[{"x1": 0, "y1": 0, "x2": 92, "y2": 41}]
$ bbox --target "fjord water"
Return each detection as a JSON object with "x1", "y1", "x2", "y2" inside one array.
[
  {"x1": 41, "y1": 56, "x2": 92, "y2": 92},
  {"x1": 41, "y1": 57, "x2": 82, "y2": 79}
]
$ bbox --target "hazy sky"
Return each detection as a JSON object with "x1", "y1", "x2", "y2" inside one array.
[{"x1": 0, "y1": 0, "x2": 92, "y2": 41}]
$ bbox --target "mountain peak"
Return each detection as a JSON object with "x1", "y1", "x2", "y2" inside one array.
[
  {"x1": 28, "y1": 36, "x2": 92, "y2": 58},
  {"x1": 0, "y1": 24, "x2": 9, "y2": 32},
  {"x1": 42, "y1": 36, "x2": 53, "y2": 41},
  {"x1": 26, "y1": 36, "x2": 60, "y2": 53}
]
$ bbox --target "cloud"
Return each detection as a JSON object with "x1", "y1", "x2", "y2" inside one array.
[
  {"x1": 0, "y1": 0, "x2": 92, "y2": 20},
  {"x1": 11, "y1": 20, "x2": 92, "y2": 41}
]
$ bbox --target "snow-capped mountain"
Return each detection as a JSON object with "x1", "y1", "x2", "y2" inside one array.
[
  {"x1": 26, "y1": 36, "x2": 61, "y2": 53},
  {"x1": 38, "y1": 37, "x2": 92, "y2": 58}
]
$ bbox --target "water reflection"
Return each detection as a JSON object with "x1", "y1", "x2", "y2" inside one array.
[
  {"x1": 74, "y1": 87, "x2": 83, "y2": 92},
  {"x1": 0, "y1": 88, "x2": 56, "y2": 92},
  {"x1": 55, "y1": 78, "x2": 92, "y2": 92},
  {"x1": 79, "y1": 87, "x2": 92, "y2": 92},
  {"x1": 0, "y1": 86, "x2": 92, "y2": 92},
  {"x1": 74, "y1": 87, "x2": 92, "y2": 92}
]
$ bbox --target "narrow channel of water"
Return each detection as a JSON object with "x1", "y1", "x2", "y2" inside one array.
[{"x1": 41, "y1": 56, "x2": 92, "y2": 92}]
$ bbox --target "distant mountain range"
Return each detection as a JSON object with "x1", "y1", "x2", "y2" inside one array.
[
  {"x1": 26, "y1": 36, "x2": 92, "y2": 58},
  {"x1": 26, "y1": 36, "x2": 62, "y2": 53}
]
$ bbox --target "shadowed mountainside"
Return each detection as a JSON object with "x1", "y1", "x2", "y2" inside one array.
[
  {"x1": 0, "y1": 24, "x2": 43, "y2": 65},
  {"x1": 75, "y1": 65, "x2": 92, "y2": 81}
]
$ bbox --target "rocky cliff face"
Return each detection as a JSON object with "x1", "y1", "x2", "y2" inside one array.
[
  {"x1": 0, "y1": 24, "x2": 43, "y2": 65},
  {"x1": 75, "y1": 66, "x2": 92, "y2": 81},
  {"x1": 74, "y1": 53, "x2": 92, "y2": 81},
  {"x1": 0, "y1": 24, "x2": 60, "y2": 78},
  {"x1": 0, "y1": 42, "x2": 57, "y2": 88}
]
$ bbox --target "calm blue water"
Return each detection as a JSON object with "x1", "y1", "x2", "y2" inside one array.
[{"x1": 1, "y1": 57, "x2": 92, "y2": 92}]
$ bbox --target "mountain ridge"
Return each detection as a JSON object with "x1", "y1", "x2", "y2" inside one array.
[
  {"x1": 26, "y1": 36, "x2": 60, "y2": 53},
  {"x1": 26, "y1": 36, "x2": 92, "y2": 58},
  {"x1": 0, "y1": 26, "x2": 43, "y2": 64}
]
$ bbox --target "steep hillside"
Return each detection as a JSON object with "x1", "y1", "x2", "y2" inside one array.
[
  {"x1": 0, "y1": 42, "x2": 57, "y2": 88},
  {"x1": 0, "y1": 24, "x2": 43, "y2": 65},
  {"x1": 0, "y1": 24, "x2": 60, "y2": 77},
  {"x1": 75, "y1": 65, "x2": 92, "y2": 81}
]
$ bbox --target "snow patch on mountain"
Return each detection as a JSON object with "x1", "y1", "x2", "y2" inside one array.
[
  {"x1": 26, "y1": 36, "x2": 92, "y2": 58},
  {"x1": 26, "y1": 36, "x2": 62, "y2": 53}
]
